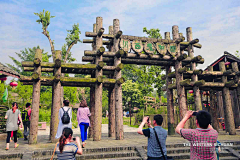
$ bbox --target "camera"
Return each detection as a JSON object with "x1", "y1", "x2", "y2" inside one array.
[
  {"x1": 192, "y1": 112, "x2": 198, "y2": 116},
  {"x1": 73, "y1": 138, "x2": 76, "y2": 141}
]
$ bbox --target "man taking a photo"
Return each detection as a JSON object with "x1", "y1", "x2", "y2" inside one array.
[
  {"x1": 137, "y1": 115, "x2": 168, "y2": 160},
  {"x1": 175, "y1": 110, "x2": 218, "y2": 159}
]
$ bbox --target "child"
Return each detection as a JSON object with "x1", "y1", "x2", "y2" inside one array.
[{"x1": 215, "y1": 140, "x2": 221, "y2": 160}]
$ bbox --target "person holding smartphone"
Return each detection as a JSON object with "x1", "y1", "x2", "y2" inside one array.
[
  {"x1": 137, "y1": 115, "x2": 168, "y2": 160},
  {"x1": 55, "y1": 127, "x2": 82, "y2": 160},
  {"x1": 175, "y1": 110, "x2": 218, "y2": 159}
]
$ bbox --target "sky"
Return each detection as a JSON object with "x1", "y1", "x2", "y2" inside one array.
[{"x1": 1, "y1": 0, "x2": 240, "y2": 83}]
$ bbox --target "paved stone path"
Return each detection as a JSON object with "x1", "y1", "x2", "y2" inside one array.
[{"x1": 0, "y1": 124, "x2": 240, "y2": 156}]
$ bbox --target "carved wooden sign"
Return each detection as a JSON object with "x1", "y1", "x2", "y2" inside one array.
[
  {"x1": 119, "y1": 39, "x2": 179, "y2": 56},
  {"x1": 119, "y1": 39, "x2": 131, "y2": 52},
  {"x1": 168, "y1": 43, "x2": 177, "y2": 56},
  {"x1": 143, "y1": 41, "x2": 155, "y2": 54},
  {"x1": 132, "y1": 40, "x2": 143, "y2": 53},
  {"x1": 156, "y1": 42, "x2": 167, "y2": 55}
]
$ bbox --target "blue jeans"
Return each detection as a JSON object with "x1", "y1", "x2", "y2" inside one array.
[
  {"x1": 79, "y1": 122, "x2": 89, "y2": 142},
  {"x1": 147, "y1": 156, "x2": 167, "y2": 160}
]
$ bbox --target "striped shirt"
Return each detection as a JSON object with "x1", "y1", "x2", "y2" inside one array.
[
  {"x1": 55, "y1": 143, "x2": 78, "y2": 160},
  {"x1": 77, "y1": 107, "x2": 91, "y2": 126},
  {"x1": 181, "y1": 128, "x2": 218, "y2": 160},
  {"x1": 143, "y1": 126, "x2": 167, "y2": 158}
]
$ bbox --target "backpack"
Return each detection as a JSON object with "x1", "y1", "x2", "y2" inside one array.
[
  {"x1": 61, "y1": 108, "x2": 70, "y2": 124},
  {"x1": 22, "y1": 109, "x2": 29, "y2": 122}
]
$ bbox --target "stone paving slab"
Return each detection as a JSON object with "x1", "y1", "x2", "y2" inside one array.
[{"x1": 0, "y1": 124, "x2": 239, "y2": 156}]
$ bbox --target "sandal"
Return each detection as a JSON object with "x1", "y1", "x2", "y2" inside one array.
[
  {"x1": 14, "y1": 144, "x2": 19, "y2": 148},
  {"x1": 82, "y1": 142, "x2": 86, "y2": 148},
  {"x1": 5, "y1": 148, "x2": 9, "y2": 151}
]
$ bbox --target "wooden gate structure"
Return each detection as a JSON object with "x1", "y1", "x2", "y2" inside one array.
[{"x1": 20, "y1": 17, "x2": 238, "y2": 144}]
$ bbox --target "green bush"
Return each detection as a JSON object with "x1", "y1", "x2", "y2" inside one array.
[
  {"x1": 102, "y1": 117, "x2": 108, "y2": 124},
  {"x1": 39, "y1": 109, "x2": 51, "y2": 122},
  {"x1": 17, "y1": 130, "x2": 23, "y2": 138},
  {"x1": 72, "y1": 111, "x2": 78, "y2": 128}
]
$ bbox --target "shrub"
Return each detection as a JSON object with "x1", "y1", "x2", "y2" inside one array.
[
  {"x1": 39, "y1": 109, "x2": 51, "y2": 122},
  {"x1": 17, "y1": 130, "x2": 23, "y2": 138}
]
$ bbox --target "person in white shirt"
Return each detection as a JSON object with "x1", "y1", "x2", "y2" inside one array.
[{"x1": 55, "y1": 100, "x2": 72, "y2": 139}]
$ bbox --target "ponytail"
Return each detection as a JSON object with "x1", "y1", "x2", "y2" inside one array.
[
  {"x1": 58, "y1": 127, "x2": 73, "y2": 153},
  {"x1": 59, "y1": 134, "x2": 66, "y2": 153}
]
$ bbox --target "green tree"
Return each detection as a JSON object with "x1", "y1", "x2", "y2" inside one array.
[
  {"x1": 12, "y1": 82, "x2": 32, "y2": 109},
  {"x1": 235, "y1": 50, "x2": 239, "y2": 58},
  {"x1": 122, "y1": 80, "x2": 143, "y2": 109},
  {"x1": 34, "y1": 10, "x2": 81, "y2": 63},
  {"x1": 34, "y1": 10, "x2": 55, "y2": 57},
  {"x1": 143, "y1": 27, "x2": 162, "y2": 39},
  {"x1": 7, "y1": 46, "x2": 51, "y2": 76}
]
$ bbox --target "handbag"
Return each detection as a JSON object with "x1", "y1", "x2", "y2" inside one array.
[{"x1": 153, "y1": 128, "x2": 173, "y2": 160}]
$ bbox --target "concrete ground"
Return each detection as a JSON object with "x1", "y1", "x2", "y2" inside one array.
[{"x1": 0, "y1": 124, "x2": 240, "y2": 155}]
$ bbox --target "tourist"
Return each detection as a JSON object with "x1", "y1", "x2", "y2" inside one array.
[
  {"x1": 215, "y1": 140, "x2": 221, "y2": 160},
  {"x1": 54, "y1": 127, "x2": 82, "y2": 159},
  {"x1": 5, "y1": 102, "x2": 23, "y2": 150},
  {"x1": 77, "y1": 99, "x2": 91, "y2": 148},
  {"x1": 137, "y1": 115, "x2": 168, "y2": 160},
  {"x1": 22, "y1": 102, "x2": 31, "y2": 140},
  {"x1": 55, "y1": 100, "x2": 72, "y2": 139},
  {"x1": 175, "y1": 110, "x2": 218, "y2": 159}
]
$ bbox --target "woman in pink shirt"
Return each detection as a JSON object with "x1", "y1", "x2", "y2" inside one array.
[{"x1": 77, "y1": 100, "x2": 91, "y2": 148}]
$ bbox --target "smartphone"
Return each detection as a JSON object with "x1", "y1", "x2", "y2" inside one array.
[
  {"x1": 73, "y1": 138, "x2": 76, "y2": 141},
  {"x1": 192, "y1": 112, "x2": 197, "y2": 116},
  {"x1": 147, "y1": 117, "x2": 149, "y2": 123}
]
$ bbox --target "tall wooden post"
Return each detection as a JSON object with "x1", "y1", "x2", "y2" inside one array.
[
  {"x1": 165, "y1": 32, "x2": 174, "y2": 135},
  {"x1": 209, "y1": 90, "x2": 219, "y2": 132},
  {"x1": 187, "y1": 27, "x2": 202, "y2": 111},
  {"x1": 93, "y1": 17, "x2": 103, "y2": 141},
  {"x1": 231, "y1": 62, "x2": 240, "y2": 128},
  {"x1": 219, "y1": 62, "x2": 236, "y2": 135},
  {"x1": 108, "y1": 25, "x2": 116, "y2": 137},
  {"x1": 50, "y1": 50, "x2": 62, "y2": 142},
  {"x1": 113, "y1": 19, "x2": 124, "y2": 140},
  {"x1": 88, "y1": 23, "x2": 97, "y2": 139},
  {"x1": 173, "y1": 25, "x2": 189, "y2": 128},
  {"x1": 216, "y1": 91, "x2": 224, "y2": 119},
  {"x1": 207, "y1": 66, "x2": 218, "y2": 131},
  {"x1": 29, "y1": 49, "x2": 42, "y2": 144}
]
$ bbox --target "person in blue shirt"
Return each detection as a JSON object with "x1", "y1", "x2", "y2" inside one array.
[
  {"x1": 137, "y1": 115, "x2": 168, "y2": 160},
  {"x1": 215, "y1": 140, "x2": 221, "y2": 160}
]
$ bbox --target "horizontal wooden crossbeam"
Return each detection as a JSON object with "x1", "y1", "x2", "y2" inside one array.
[
  {"x1": 82, "y1": 53, "x2": 204, "y2": 65},
  {"x1": 168, "y1": 70, "x2": 236, "y2": 78},
  {"x1": 20, "y1": 76, "x2": 119, "y2": 87}
]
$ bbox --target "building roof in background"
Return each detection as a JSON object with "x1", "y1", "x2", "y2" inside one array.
[
  {"x1": 204, "y1": 51, "x2": 240, "y2": 71},
  {"x1": 0, "y1": 62, "x2": 20, "y2": 78}
]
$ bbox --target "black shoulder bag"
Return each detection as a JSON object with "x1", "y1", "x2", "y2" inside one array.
[{"x1": 153, "y1": 128, "x2": 173, "y2": 160}]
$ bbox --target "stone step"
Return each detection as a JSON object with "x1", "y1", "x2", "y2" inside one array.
[
  {"x1": 219, "y1": 156, "x2": 239, "y2": 160},
  {"x1": 231, "y1": 145, "x2": 240, "y2": 150},
  {"x1": 166, "y1": 147, "x2": 190, "y2": 154},
  {"x1": 88, "y1": 157, "x2": 142, "y2": 160},
  {"x1": 32, "y1": 146, "x2": 137, "y2": 158},
  {"x1": 181, "y1": 157, "x2": 239, "y2": 160},
  {"x1": 167, "y1": 151, "x2": 235, "y2": 159},
  {"x1": 32, "y1": 150, "x2": 140, "y2": 160},
  {"x1": 0, "y1": 153, "x2": 23, "y2": 159}
]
